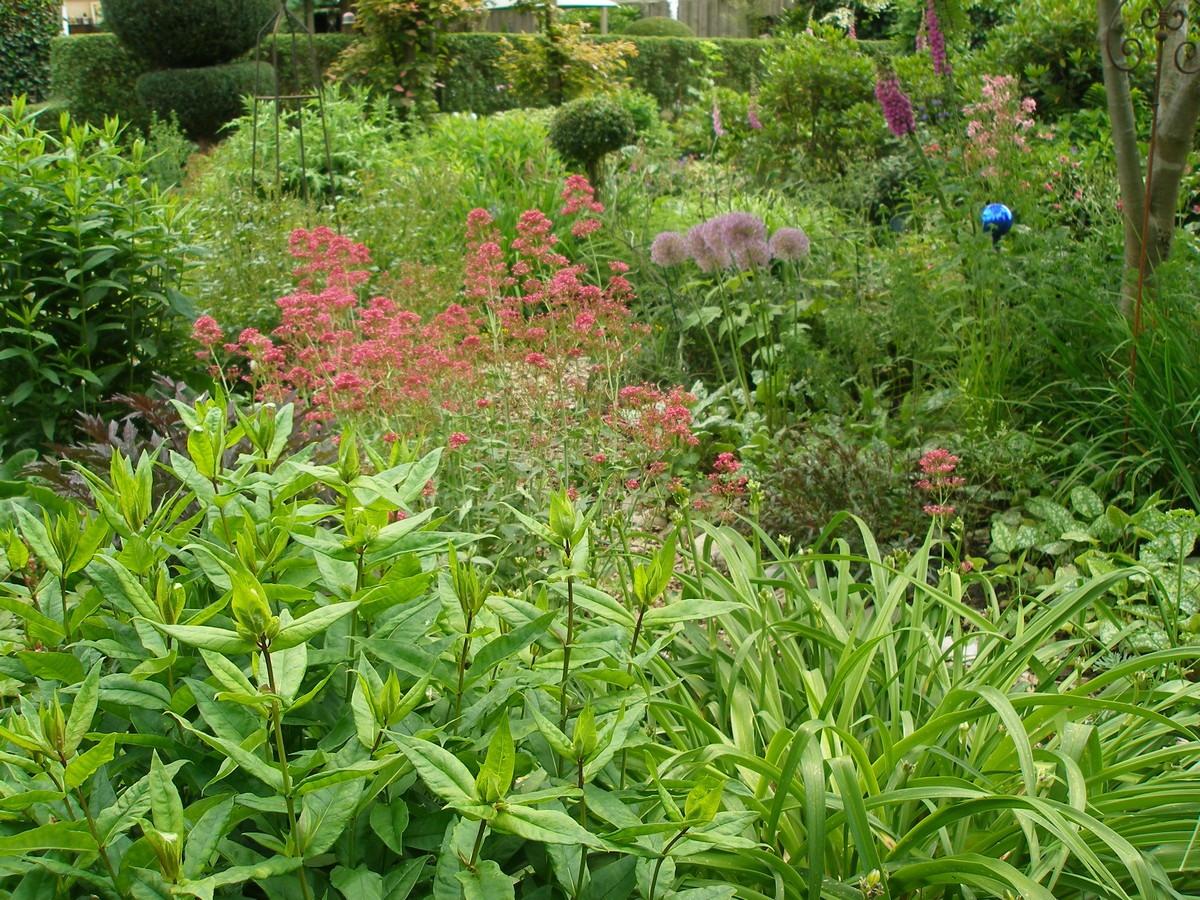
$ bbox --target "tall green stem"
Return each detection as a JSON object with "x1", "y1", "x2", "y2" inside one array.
[
  {"x1": 559, "y1": 573, "x2": 576, "y2": 732},
  {"x1": 264, "y1": 646, "x2": 312, "y2": 900}
]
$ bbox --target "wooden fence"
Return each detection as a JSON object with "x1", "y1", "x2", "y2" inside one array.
[{"x1": 485, "y1": 0, "x2": 787, "y2": 38}]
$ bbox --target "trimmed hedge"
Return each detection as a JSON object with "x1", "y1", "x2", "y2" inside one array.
[
  {"x1": 52, "y1": 31, "x2": 769, "y2": 125},
  {"x1": 103, "y1": 0, "x2": 278, "y2": 68},
  {"x1": 137, "y1": 61, "x2": 274, "y2": 140},
  {"x1": 255, "y1": 32, "x2": 352, "y2": 92},
  {"x1": 1, "y1": 0, "x2": 61, "y2": 102},
  {"x1": 50, "y1": 33, "x2": 151, "y2": 129},
  {"x1": 616, "y1": 16, "x2": 695, "y2": 37}
]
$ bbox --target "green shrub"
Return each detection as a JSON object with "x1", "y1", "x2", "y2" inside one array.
[
  {"x1": 136, "y1": 60, "x2": 274, "y2": 141},
  {"x1": 0, "y1": 99, "x2": 193, "y2": 452},
  {"x1": 757, "y1": 27, "x2": 883, "y2": 173},
  {"x1": 0, "y1": 0, "x2": 60, "y2": 102},
  {"x1": 102, "y1": 0, "x2": 278, "y2": 68},
  {"x1": 437, "y1": 34, "x2": 767, "y2": 113},
  {"x1": 973, "y1": 0, "x2": 1103, "y2": 114},
  {"x1": 549, "y1": 94, "x2": 634, "y2": 185},
  {"x1": 50, "y1": 33, "x2": 151, "y2": 130},
  {"x1": 617, "y1": 15, "x2": 695, "y2": 37}
]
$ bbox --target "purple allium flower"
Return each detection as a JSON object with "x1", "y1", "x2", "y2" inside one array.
[
  {"x1": 709, "y1": 212, "x2": 769, "y2": 270},
  {"x1": 769, "y1": 227, "x2": 811, "y2": 261},
  {"x1": 712, "y1": 99, "x2": 725, "y2": 137},
  {"x1": 686, "y1": 223, "x2": 720, "y2": 273},
  {"x1": 875, "y1": 73, "x2": 915, "y2": 138},
  {"x1": 650, "y1": 231, "x2": 688, "y2": 267},
  {"x1": 927, "y1": 0, "x2": 951, "y2": 76}
]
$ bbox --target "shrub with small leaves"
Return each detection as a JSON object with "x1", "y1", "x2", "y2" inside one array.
[{"x1": 549, "y1": 94, "x2": 635, "y2": 189}]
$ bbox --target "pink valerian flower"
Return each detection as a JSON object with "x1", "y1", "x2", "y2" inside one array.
[
  {"x1": 875, "y1": 72, "x2": 915, "y2": 138},
  {"x1": 927, "y1": 0, "x2": 951, "y2": 75},
  {"x1": 448, "y1": 431, "x2": 470, "y2": 449},
  {"x1": 701, "y1": 452, "x2": 749, "y2": 523},
  {"x1": 916, "y1": 448, "x2": 965, "y2": 520},
  {"x1": 191, "y1": 316, "x2": 224, "y2": 348},
  {"x1": 561, "y1": 174, "x2": 605, "y2": 216},
  {"x1": 626, "y1": 478, "x2": 640, "y2": 491}
]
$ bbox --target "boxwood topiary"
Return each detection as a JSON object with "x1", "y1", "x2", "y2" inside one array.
[
  {"x1": 616, "y1": 16, "x2": 695, "y2": 37},
  {"x1": 102, "y1": 0, "x2": 278, "y2": 68},
  {"x1": 549, "y1": 94, "x2": 634, "y2": 190},
  {"x1": 136, "y1": 61, "x2": 274, "y2": 141}
]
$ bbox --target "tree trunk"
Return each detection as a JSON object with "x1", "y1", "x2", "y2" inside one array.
[{"x1": 1097, "y1": 0, "x2": 1200, "y2": 313}]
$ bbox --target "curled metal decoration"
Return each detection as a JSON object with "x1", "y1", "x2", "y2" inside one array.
[{"x1": 1104, "y1": 0, "x2": 1199, "y2": 73}]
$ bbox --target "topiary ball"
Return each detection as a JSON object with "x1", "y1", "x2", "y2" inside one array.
[
  {"x1": 103, "y1": 0, "x2": 278, "y2": 68},
  {"x1": 617, "y1": 16, "x2": 695, "y2": 37},
  {"x1": 549, "y1": 95, "x2": 635, "y2": 170},
  {"x1": 136, "y1": 61, "x2": 274, "y2": 142}
]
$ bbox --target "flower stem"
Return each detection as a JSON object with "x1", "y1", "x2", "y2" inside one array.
[{"x1": 264, "y1": 646, "x2": 312, "y2": 900}]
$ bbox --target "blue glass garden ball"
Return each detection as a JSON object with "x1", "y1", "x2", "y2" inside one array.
[{"x1": 981, "y1": 203, "x2": 1013, "y2": 238}]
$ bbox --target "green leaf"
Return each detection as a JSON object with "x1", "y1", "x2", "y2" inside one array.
[
  {"x1": 456, "y1": 859, "x2": 514, "y2": 900},
  {"x1": 64, "y1": 733, "x2": 115, "y2": 789},
  {"x1": 466, "y1": 612, "x2": 555, "y2": 684},
  {"x1": 271, "y1": 600, "x2": 359, "y2": 651},
  {"x1": 145, "y1": 621, "x2": 255, "y2": 655},
  {"x1": 183, "y1": 796, "x2": 234, "y2": 881},
  {"x1": 333, "y1": 865, "x2": 384, "y2": 900},
  {"x1": 491, "y1": 804, "x2": 601, "y2": 847},
  {"x1": 475, "y1": 715, "x2": 514, "y2": 803},
  {"x1": 529, "y1": 703, "x2": 573, "y2": 759},
  {"x1": 63, "y1": 662, "x2": 101, "y2": 758},
  {"x1": 198, "y1": 649, "x2": 256, "y2": 697},
  {"x1": 369, "y1": 798, "x2": 409, "y2": 855},
  {"x1": 150, "y1": 751, "x2": 185, "y2": 836},
  {"x1": 0, "y1": 821, "x2": 96, "y2": 853},
  {"x1": 174, "y1": 717, "x2": 283, "y2": 793},
  {"x1": 642, "y1": 599, "x2": 740, "y2": 628},
  {"x1": 299, "y1": 780, "x2": 362, "y2": 857},
  {"x1": 683, "y1": 774, "x2": 724, "y2": 826},
  {"x1": 392, "y1": 734, "x2": 480, "y2": 808},
  {"x1": 17, "y1": 651, "x2": 83, "y2": 684}
]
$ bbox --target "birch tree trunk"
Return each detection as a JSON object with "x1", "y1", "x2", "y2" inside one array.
[{"x1": 1097, "y1": 0, "x2": 1200, "y2": 313}]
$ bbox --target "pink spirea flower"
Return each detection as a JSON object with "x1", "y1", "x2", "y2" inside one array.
[
  {"x1": 875, "y1": 73, "x2": 915, "y2": 138},
  {"x1": 650, "y1": 231, "x2": 688, "y2": 267},
  {"x1": 449, "y1": 431, "x2": 470, "y2": 449},
  {"x1": 769, "y1": 227, "x2": 811, "y2": 261}
]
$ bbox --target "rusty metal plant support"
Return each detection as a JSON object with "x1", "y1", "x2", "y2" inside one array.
[
  {"x1": 1101, "y1": 0, "x2": 1200, "y2": 385},
  {"x1": 251, "y1": 2, "x2": 339, "y2": 226}
]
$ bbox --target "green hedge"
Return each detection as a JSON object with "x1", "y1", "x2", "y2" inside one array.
[
  {"x1": 50, "y1": 34, "x2": 151, "y2": 129},
  {"x1": 137, "y1": 60, "x2": 274, "y2": 140},
  {"x1": 53, "y1": 31, "x2": 770, "y2": 128},
  {"x1": 255, "y1": 32, "x2": 351, "y2": 92},
  {"x1": 1, "y1": 0, "x2": 61, "y2": 103}
]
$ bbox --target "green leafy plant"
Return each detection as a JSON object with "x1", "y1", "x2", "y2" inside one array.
[{"x1": 0, "y1": 99, "x2": 194, "y2": 453}]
